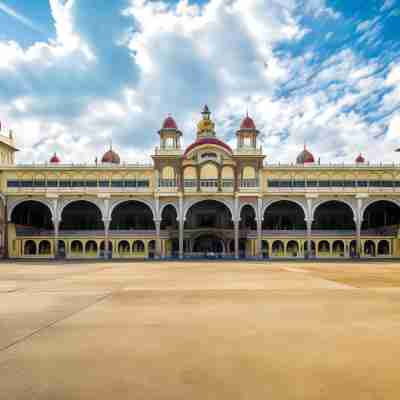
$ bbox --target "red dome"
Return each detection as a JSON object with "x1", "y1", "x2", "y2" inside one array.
[
  {"x1": 162, "y1": 116, "x2": 178, "y2": 130},
  {"x1": 355, "y1": 153, "x2": 365, "y2": 163},
  {"x1": 184, "y1": 137, "x2": 232, "y2": 156},
  {"x1": 296, "y1": 146, "x2": 315, "y2": 164},
  {"x1": 50, "y1": 153, "x2": 60, "y2": 163},
  {"x1": 102, "y1": 149, "x2": 120, "y2": 164},
  {"x1": 240, "y1": 115, "x2": 256, "y2": 130}
]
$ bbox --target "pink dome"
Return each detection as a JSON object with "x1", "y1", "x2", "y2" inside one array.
[
  {"x1": 296, "y1": 146, "x2": 315, "y2": 164},
  {"x1": 355, "y1": 153, "x2": 365, "y2": 163},
  {"x1": 50, "y1": 153, "x2": 60, "y2": 163},
  {"x1": 101, "y1": 149, "x2": 120, "y2": 164},
  {"x1": 162, "y1": 116, "x2": 178, "y2": 130},
  {"x1": 240, "y1": 115, "x2": 256, "y2": 130}
]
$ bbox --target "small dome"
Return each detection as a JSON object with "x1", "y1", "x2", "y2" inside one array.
[
  {"x1": 355, "y1": 153, "x2": 365, "y2": 163},
  {"x1": 50, "y1": 153, "x2": 60, "y2": 163},
  {"x1": 102, "y1": 148, "x2": 120, "y2": 164},
  {"x1": 240, "y1": 115, "x2": 256, "y2": 130},
  {"x1": 162, "y1": 116, "x2": 178, "y2": 130},
  {"x1": 296, "y1": 146, "x2": 315, "y2": 164}
]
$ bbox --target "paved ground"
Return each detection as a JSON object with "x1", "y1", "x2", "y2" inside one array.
[{"x1": 1, "y1": 260, "x2": 400, "y2": 400}]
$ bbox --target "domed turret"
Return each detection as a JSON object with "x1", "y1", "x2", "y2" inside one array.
[
  {"x1": 296, "y1": 145, "x2": 315, "y2": 164},
  {"x1": 197, "y1": 105, "x2": 215, "y2": 138},
  {"x1": 161, "y1": 116, "x2": 178, "y2": 130},
  {"x1": 101, "y1": 146, "x2": 120, "y2": 164},
  {"x1": 355, "y1": 153, "x2": 365, "y2": 164},
  {"x1": 50, "y1": 153, "x2": 60, "y2": 163},
  {"x1": 240, "y1": 115, "x2": 256, "y2": 130}
]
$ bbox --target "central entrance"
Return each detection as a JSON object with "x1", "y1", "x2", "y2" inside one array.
[
  {"x1": 193, "y1": 234, "x2": 224, "y2": 255},
  {"x1": 184, "y1": 200, "x2": 233, "y2": 258}
]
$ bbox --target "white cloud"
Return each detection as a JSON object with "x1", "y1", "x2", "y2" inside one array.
[{"x1": 0, "y1": 0, "x2": 398, "y2": 165}]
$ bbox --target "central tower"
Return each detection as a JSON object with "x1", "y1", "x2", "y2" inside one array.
[{"x1": 197, "y1": 105, "x2": 216, "y2": 138}]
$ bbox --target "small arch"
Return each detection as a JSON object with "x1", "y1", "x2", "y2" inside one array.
[
  {"x1": 85, "y1": 240, "x2": 98, "y2": 254},
  {"x1": 38, "y1": 240, "x2": 51, "y2": 255},
  {"x1": 24, "y1": 240, "x2": 37, "y2": 255},
  {"x1": 132, "y1": 240, "x2": 145, "y2": 253},
  {"x1": 272, "y1": 240, "x2": 284, "y2": 256},
  {"x1": 118, "y1": 240, "x2": 130, "y2": 254},
  {"x1": 364, "y1": 240, "x2": 376, "y2": 257},
  {"x1": 100, "y1": 240, "x2": 113, "y2": 254},
  {"x1": 161, "y1": 204, "x2": 178, "y2": 230},
  {"x1": 287, "y1": 240, "x2": 299, "y2": 257},
  {"x1": 240, "y1": 204, "x2": 256, "y2": 230},
  {"x1": 377, "y1": 240, "x2": 390, "y2": 256},
  {"x1": 332, "y1": 240, "x2": 345, "y2": 257},
  {"x1": 318, "y1": 240, "x2": 330, "y2": 256},
  {"x1": 71, "y1": 240, "x2": 83, "y2": 254},
  {"x1": 161, "y1": 166, "x2": 175, "y2": 179},
  {"x1": 242, "y1": 165, "x2": 256, "y2": 179},
  {"x1": 148, "y1": 240, "x2": 156, "y2": 259},
  {"x1": 200, "y1": 162, "x2": 218, "y2": 179}
]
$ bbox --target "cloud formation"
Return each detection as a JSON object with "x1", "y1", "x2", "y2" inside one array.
[{"x1": 0, "y1": 0, "x2": 399, "y2": 164}]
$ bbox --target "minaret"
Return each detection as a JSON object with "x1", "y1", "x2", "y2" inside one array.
[
  {"x1": 157, "y1": 115, "x2": 182, "y2": 152},
  {"x1": 236, "y1": 112, "x2": 259, "y2": 152}
]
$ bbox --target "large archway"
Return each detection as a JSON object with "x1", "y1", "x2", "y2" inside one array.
[
  {"x1": 263, "y1": 201, "x2": 306, "y2": 230},
  {"x1": 110, "y1": 201, "x2": 155, "y2": 230},
  {"x1": 185, "y1": 200, "x2": 233, "y2": 230},
  {"x1": 60, "y1": 201, "x2": 104, "y2": 230},
  {"x1": 11, "y1": 201, "x2": 54, "y2": 231},
  {"x1": 312, "y1": 201, "x2": 355, "y2": 230},
  {"x1": 362, "y1": 200, "x2": 400, "y2": 233}
]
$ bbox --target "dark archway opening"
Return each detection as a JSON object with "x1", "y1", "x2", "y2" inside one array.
[
  {"x1": 11, "y1": 201, "x2": 53, "y2": 232},
  {"x1": 240, "y1": 205, "x2": 256, "y2": 230},
  {"x1": 110, "y1": 201, "x2": 155, "y2": 230},
  {"x1": 362, "y1": 201, "x2": 400, "y2": 234},
  {"x1": 312, "y1": 201, "x2": 355, "y2": 230},
  {"x1": 185, "y1": 200, "x2": 233, "y2": 229},
  {"x1": 161, "y1": 205, "x2": 178, "y2": 230},
  {"x1": 193, "y1": 234, "x2": 224, "y2": 255},
  {"x1": 263, "y1": 201, "x2": 306, "y2": 230},
  {"x1": 60, "y1": 201, "x2": 104, "y2": 230}
]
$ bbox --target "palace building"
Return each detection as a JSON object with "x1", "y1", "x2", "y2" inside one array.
[{"x1": 0, "y1": 105, "x2": 400, "y2": 259}]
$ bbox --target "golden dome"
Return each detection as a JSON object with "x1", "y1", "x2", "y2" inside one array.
[{"x1": 197, "y1": 104, "x2": 215, "y2": 137}]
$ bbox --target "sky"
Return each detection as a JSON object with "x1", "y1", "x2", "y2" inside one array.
[{"x1": 0, "y1": 0, "x2": 399, "y2": 164}]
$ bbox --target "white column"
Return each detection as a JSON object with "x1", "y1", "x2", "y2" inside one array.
[
  {"x1": 306, "y1": 219, "x2": 312, "y2": 259},
  {"x1": 179, "y1": 219, "x2": 184, "y2": 259},
  {"x1": 234, "y1": 220, "x2": 239, "y2": 259},
  {"x1": 154, "y1": 219, "x2": 161, "y2": 259},
  {"x1": 256, "y1": 219, "x2": 262, "y2": 259},
  {"x1": 103, "y1": 219, "x2": 110, "y2": 259},
  {"x1": 53, "y1": 219, "x2": 60, "y2": 259}
]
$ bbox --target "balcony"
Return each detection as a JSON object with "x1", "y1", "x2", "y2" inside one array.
[{"x1": 158, "y1": 179, "x2": 178, "y2": 192}]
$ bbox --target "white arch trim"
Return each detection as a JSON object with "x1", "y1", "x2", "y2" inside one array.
[
  {"x1": 160, "y1": 202, "x2": 178, "y2": 220},
  {"x1": 311, "y1": 199, "x2": 356, "y2": 222},
  {"x1": 262, "y1": 198, "x2": 308, "y2": 221},
  {"x1": 8, "y1": 198, "x2": 55, "y2": 222},
  {"x1": 238, "y1": 202, "x2": 257, "y2": 220},
  {"x1": 183, "y1": 198, "x2": 234, "y2": 221},
  {"x1": 108, "y1": 199, "x2": 156, "y2": 220},
  {"x1": 59, "y1": 199, "x2": 105, "y2": 221},
  {"x1": 360, "y1": 198, "x2": 400, "y2": 220}
]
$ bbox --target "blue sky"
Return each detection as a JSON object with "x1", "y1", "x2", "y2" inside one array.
[{"x1": 0, "y1": 0, "x2": 399, "y2": 163}]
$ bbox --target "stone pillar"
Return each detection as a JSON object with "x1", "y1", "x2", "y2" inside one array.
[
  {"x1": 234, "y1": 220, "x2": 239, "y2": 259},
  {"x1": 356, "y1": 220, "x2": 362, "y2": 258},
  {"x1": 256, "y1": 219, "x2": 262, "y2": 259},
  {"x1": 306, "y1": 219, "x2": 312, "y2": 259},
  {"x1": 155, "y1": 219, "x2": 161, "y2": 259},
  {"x1": 103, "y1": 219, "x2": 110, "y2": 260},
  {"x1": 53, "y1": 219, "x2": 60, "y2": 259},
  {"x1": 179, "y1": 219, "x2": 184, "y2": 259}
]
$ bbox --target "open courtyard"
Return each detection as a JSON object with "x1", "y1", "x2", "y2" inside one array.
[{"x1": 1, "y1": 260, "x2": 400, "y2": 399}]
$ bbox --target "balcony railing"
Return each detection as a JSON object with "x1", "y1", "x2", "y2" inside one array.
[{"x1": 240, "y1": 179, "x2": 259, "y2": 188}]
